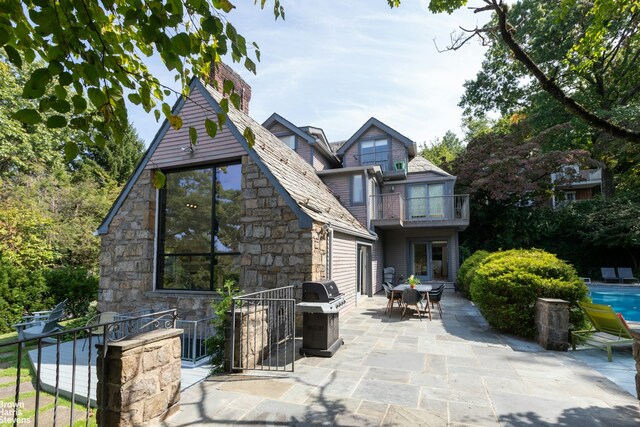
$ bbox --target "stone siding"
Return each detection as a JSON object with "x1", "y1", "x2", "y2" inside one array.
[
  {"x1": 100, "y1": 156, "x2": 326, "y2": 320},
  {"x1": 97, "y1": 329, "x2": 182, "y2": 426},
  {"x1": 239, "y1": 156, "x2": 327, "y2": 293}
]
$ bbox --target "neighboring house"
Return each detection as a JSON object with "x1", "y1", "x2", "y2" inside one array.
[
  {"x1": 550, "y1": 165, "x2": 602, "y2": 208},
  {"x1": 97, "y1": 66, "x2": 469, "y2": 320}
]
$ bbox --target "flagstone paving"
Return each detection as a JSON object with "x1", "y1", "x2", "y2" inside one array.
[{"x1": 164, "y1": 290, "x2": 640, "y2": 426}]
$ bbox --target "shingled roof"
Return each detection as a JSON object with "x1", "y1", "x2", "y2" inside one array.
[
  {"x1": 408, "y1": 156, "x2": 452, "y2": 177},
  {"x1": 201, "y1": 81, "x2": 372, "y2": 238}
]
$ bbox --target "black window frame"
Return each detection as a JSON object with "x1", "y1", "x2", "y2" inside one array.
[{"x1": 156, "y1": 161, "x2": 242, "y2": 292}]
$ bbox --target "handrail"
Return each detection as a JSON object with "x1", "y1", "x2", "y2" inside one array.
[{"x1": 371, "y1": 193, "x2": 470, "y2": 222}]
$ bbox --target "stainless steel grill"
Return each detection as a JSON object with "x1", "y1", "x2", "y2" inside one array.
[{"x1": 297, "y1": 280, "x2": 345, "y2": 357}]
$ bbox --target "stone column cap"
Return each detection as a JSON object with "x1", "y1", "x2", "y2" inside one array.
[
  {"x1": 101, "y1": 328, "x2": 184, "y2": 352},
  {"x1": 537, "y1": 298, "x2": 569, "y2": 304}
]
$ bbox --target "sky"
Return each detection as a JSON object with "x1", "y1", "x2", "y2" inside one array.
[{"x1": 128, "y1": 1, "x2": 491, "y2": 148}]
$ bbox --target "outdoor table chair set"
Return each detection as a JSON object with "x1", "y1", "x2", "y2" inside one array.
[{"x1": 382, "y1": 281, "x2": 445, "y2": 321}]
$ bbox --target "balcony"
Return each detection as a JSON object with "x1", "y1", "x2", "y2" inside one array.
[
  {"x1": 551, "y1": 168, "x2": 602, "y2": 189},
  {"x1": 370, "y1": 193, "x2": 470, "y2": 229},
  {"x1": 360, "y1": 148, "x2": 408, "y2": 181}
]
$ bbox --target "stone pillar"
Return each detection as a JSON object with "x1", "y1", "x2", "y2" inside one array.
[
  {"x1": 630, "y1": 330, "x2": 640, "y2": 399},
  {"x1": 225, "y1": 306, "x2": 269, "y2": 371},
  {"x1": 97, "y1": 329, "x2": 183, "y2": 426},
  {"x1": 535, "y1": 298, "x2": 569, "y2": 351}
]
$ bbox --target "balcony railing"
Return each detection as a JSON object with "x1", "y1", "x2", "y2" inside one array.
[{"x1": 371, "y1": 193, "x2": 470, "y2": 223}]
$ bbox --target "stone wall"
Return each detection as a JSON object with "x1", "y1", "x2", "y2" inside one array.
[
  {"x1": 239, "y1": 156, "x2": 327, "y2": 293},
  {"x1": 535, "y1": 298, "x2": 569, "y2": 351},
  {"x1": 97, "y1": 329, "x2": 182, "y2": 426},
  {"x1": 99, "y1": 156, "x2": 326, "y2": 319}
]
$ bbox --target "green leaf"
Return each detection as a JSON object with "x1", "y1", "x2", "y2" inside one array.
[
  {"x1": 169, "y1": 115, "x2": 183, "y2": 130},
  {"x1": 69, "y1": 117, "x2": 89, "y2": 132},
  {"x1": 214, "y1": 0, "x2": 235, "y2": 13},
  {"x1": 3, "y1": 45, "x2": 22, "y2": 68},
  {"x1": 64, "y1": 141, "x2": 78, "y2": 162},
  {"x1": 71, "y1": 95, "x2": 87, "y2": 114},
  {"x1": 54, "y1": 84, "x2": 67, "y2": 99},
  {"x1": 154, "y1": 109, "x2": 161, "y2": 121},
  {"x1": 0, "y1": 30, "x2": 9, "y2": 46},
  {"x1": 46, "y1": 115, "x2": 67, "y2": 128},
  {"x1": 244, "y1": 58, "x2": 256, "y2": 74},
  {"x1": 223, "y1": 79, "x2": 234, "y2": 95},
  {"x1": 171, "y1": 33, "x2": 191, "y2": 56},
  {"x1": 23, "y1": 68, "x2": 52, "y2": 99},
  {"x1": 23, "y1": 48, "x2": 35, "y2": 63},
  {"x1": 128, "y1": 93, "x2": 142, "y2": 105},
  {"x1": 87, "y1": 87, "x2": 107, "y2": 107},
  {"x1": 243, "y1": 126, "x2": 256, "y2": 149},
  {"x1": 48, "y1": 60, "x2": 63, "y2": 75},
  {"x1": 219, "y1": 98, "x2": 229, "y2": 113},
  {"x1": 12, "y1": 108, "x2": 42, "y2": 125},
  {"x1": 51, "y1": 99, "x2": 71, "y2": 114},
  {"x1": 230, "y1": 93, "x2": 241, "y2": 110},
  {"x1": 225, "y1": 22, "x2": 238, "y2": 41},
  {"x1": 217, "y1": 112, "x2": 226, "y2": 127},
  {"x1": 162, "y1": 102, "x2": 172, "y2": 117},
  {"x1": 205, "y1": 118, "x2": 218, "y2": 139},
  {"x1": 201, "y1": 16, "x2": 223, "y2": 35},
  {"x1": 153, "y1": 170, "x2": 166, "y2": 189},
  {"x1": 189, "y1": 126, "x2": 198, "y2": 146},
  {"x1": 95, "y1": 133, "x2": 107, "y2": 149}
]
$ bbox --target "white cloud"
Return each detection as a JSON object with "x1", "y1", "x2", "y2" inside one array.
[{"x1": 129, "y1": 1, "x2": 490, "y2": 147}]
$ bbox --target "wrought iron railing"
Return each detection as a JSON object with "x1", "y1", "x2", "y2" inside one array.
[
  {"x1": 0, "y1": 309, "x2": 177, "y2": 427},
  {"x1": 230, "y1": 286, "x2": 296, "y2": 372},
  {"x1": 371, "y1": 193, "x2": 470, "y2": 223},
  {"x1": 177, "y1": 317, "x2": 216, "y2": 365}
]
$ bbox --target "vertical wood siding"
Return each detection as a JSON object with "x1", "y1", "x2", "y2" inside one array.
[
  {"x1": 371, "y1": 238, "x2": 384, "y2": 294},
  {"x1": 147, "y1": 89, "x2": 246, "y2": 169},
  {"x1": 332, "y1": 232, "x2": 357, "y2": 313},
  {"x1": 320, "y1": 174, "x2": 367, "y2": 226}
]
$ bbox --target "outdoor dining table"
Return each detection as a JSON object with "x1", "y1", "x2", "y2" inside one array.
[{"x1": 390, "y1": 284, "x2": 433, "y2": 319}]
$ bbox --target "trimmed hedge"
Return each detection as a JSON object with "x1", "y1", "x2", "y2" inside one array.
[
  {"x1": 457, "y1": 250, "x2": 490, "y2": 297},
  {"x1": 469, "y1": 249, "x2": 589, "y2": 338}
]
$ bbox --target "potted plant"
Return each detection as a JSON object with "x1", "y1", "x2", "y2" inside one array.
[{"x1": 408, "y1": 275, "x2": 420, "y2": 288}]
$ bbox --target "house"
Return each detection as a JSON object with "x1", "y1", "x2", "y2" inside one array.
[
  {"x1": 550, "y1": 165, "x2": 602, "y2": 208},
  {"x1": 97, "y1": 65, "x2": 469, "y2": 319}
]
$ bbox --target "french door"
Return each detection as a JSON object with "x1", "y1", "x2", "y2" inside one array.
[
  {"x1": 410, "y1": 240, "x2": 448, "y2": 282},
  {"x1": 357, "y1": 244, "x2": 372, "y2": 299},
  {"x1": 407, "y1": 183, "x2": 445, "y2": 220}
]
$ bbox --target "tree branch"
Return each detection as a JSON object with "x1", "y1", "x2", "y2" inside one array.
[{"x1": 490, "y1": 0, "x2": 640, "y2": 143}]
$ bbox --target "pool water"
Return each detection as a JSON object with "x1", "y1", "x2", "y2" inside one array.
[{"x1": 589, "y1": 286, "x2": 640, "y2": 322}]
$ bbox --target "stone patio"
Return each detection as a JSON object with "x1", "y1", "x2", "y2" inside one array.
[{"x1": 164, "y1": 290, "x2": 640, "y2": 426}]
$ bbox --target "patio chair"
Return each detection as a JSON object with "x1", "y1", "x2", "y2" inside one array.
[
  {"x1": 83, "y1": 312, "x2": 119, "y2": 350},
  {"x1": 382, "y1": 281, "x2": 402, "y2": 317},
  {"x1": 601, "y1": 267, "x2": 621, "y2": 283},
  {"x1": 428, "y1": 285, "x2": 445, "y2": 317},
  {"x1": 571, "y1": 301, "x2": 636, "y2": 362},
  {"x1": 617, "y1": 268, "x2": 639, "y2": 284},
  {"x1": 14, "y1": 299, "x2": 67, "y2": 340},
  {"x1": 401, "y1": 288, "x2": 425, "y2": 321}
]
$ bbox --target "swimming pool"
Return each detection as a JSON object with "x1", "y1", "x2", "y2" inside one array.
[{"x1": 589, "y1": 286, "x2": 640, "y2": 322}]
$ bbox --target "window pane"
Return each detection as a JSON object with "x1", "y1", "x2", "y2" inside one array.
[
  {"x1": 408, "y1": 185, "x2": 427, "y2": 218},
  {"x1": 214, "y1": 254, "x2": 240, "y2": 289},
  {"x1": 162, "y1": 255, "x2": 211, "y2": 291},
  {"x1": 278, "y1": 135, "x2": 295, "y2": 149},
  {"x1": 413, "y1": 243, "x2": 428, "y2": 276},
  {"x1": 428, "y1": 184, "x2": 444, "y2": 217},
  {"x1": 215, "y1": 164, "x2": 242, "y2": 253},
  {"x1": 164, "y1": 169, "x2": 213, "y2": 254},
  {"x1": 352, "y1": 175, "x2": 364, "y2": 204}
]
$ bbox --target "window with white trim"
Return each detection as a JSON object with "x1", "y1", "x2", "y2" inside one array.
[{"x1": 278, "y1": 135, "x2": 296, "y2": 150}]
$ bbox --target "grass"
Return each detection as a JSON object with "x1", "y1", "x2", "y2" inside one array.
[{"x1": 0, "y1": 331, "x2": 97, "y2": 427}]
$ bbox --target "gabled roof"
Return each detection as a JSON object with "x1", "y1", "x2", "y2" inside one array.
[
  {"x1": 98, "y1": 78, "x2": 373, "y2": 240},
  {"x1": 337, "y1": 117, "x2": 417, "y2": 157},
  {"x1": 408, "y1": 156, "x2": 453, "y2": 177},
  {"x1": 262, "y1": 113, "x2": 340, "y2": 166}
]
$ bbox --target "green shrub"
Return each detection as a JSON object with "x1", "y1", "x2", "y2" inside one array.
[
  {"x1": 44, "y1": 266, "x2": 99, "y2": 318},
  {"x1": 469, "y1": 249, "x2": 589, "y2": 338},
  {"x1": 457, "y1": 250, "x2": 490, "y2": 297},
  {"x1": 0, "y1": 259, "x2": 50, "y2": 333},
  {"x1": 206, "y1": 278, "x2": 241, "y2": 373}
]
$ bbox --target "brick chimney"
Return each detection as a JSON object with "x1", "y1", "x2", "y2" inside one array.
[{"x1": 209, "y1": 62, "x2": 252, "y2": 114}]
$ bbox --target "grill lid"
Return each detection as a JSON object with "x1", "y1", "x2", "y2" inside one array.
[{"x1": 302, "y1": 280, "x2": 341, "y2": 302}]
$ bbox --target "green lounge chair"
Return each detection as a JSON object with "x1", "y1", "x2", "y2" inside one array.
[{"x1": 571, "y1": 301, "x2": 635, "y2": 362}]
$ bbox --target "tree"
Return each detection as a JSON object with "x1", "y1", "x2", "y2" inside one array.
[
  {"x1": 389, "y1": 0, "x2": 640, "y2": 143},
  {"x1": 1, "y1": 0, "x2": 279, "y2": 159},
  {"x1": 420, "y1": 130, "x2": 464, "y2": 168}
]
